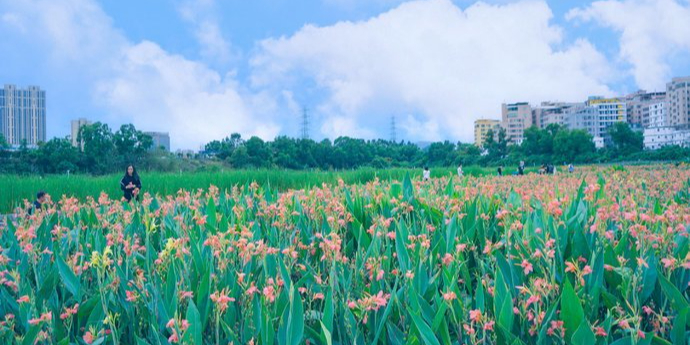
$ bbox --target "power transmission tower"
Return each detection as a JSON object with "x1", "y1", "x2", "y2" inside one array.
[
  {"x1": 301, "y1": 107, "x2": 310, "y2": 140},
  {"x1": 390, "y1": 116, "x2": 397, "y2": 143}
]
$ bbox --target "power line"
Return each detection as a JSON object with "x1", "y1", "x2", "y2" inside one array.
[
  {"x1": 301, "y1": 106, "x2": 310, "y2": 140},
  {"x1": 390, "y1": 116, "x2": 397, "y2": 143}
]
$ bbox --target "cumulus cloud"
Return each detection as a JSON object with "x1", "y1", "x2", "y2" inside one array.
[
  {"x1": 1, "y1": 0, "x2": 278, "y2": 150},
  {"x1": 177, "y1": 0, "x2": 235, "y2": 66},
  {"x1": 567, "y1": 0, "x2": 690, "y2": 90},
  {"x1": 252, "y1": 0, "x2": 614, "y2": 143}
]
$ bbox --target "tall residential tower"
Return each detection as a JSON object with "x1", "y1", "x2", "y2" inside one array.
[{"x1": 0, "y1": 84, "x2": 46, "y2": 146}]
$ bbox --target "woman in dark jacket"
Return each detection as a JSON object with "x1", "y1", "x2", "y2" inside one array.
[{"x1": 120, "y1": 164, "x2": 142, "y2": 202}]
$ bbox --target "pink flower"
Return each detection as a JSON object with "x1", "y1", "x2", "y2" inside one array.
[
  {"x1": 442, "y1": 291, "x2": 457, "y2": 301},
  {"x1": 246, "y1": 284, "x2": 258, "y2": 295},
  {"x1": 521, "y1": 260, "x2": 533, "y2": 275},
  {"x1": 483, "y1": 320, "x2": 495, "y2": 331},
  {"x1": 582, "y1": 265, "x2": 592, "y2": 276},
  {"x1": 565, "y1": 261, "x2": 577, "y2": 273},
  {"x1": 83, "y1": 331, "x2": 94, "y2": 344},
  {"x1": 313, "y1": 293, "x2": 325, "y2": 300},
  {"x1": 662, "y1": 258, "x2": 677, "y2": 269},
  {"x1": 16, "y1": 295, "x2": 30, "y2": 304},
  {"x1": 469, "y1": 309, "x2": 482, "y2": 322},
  {"x1": 347, "y1": 301, "x2": 357, "y2": 309},
  {"x1": 595, "y1": 327, "x2": 607, "y2": 337}
]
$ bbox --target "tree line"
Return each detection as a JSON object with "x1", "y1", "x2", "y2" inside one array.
[{"x1": 1, "y1": 121, "x2": 688, "y2": 175}]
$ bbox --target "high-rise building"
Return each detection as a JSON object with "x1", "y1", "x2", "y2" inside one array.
[
  {"x1": 474, "y1": 119, "x2": 500, "y2": 148},
  {"x1": 666, "y1": 77, "x2": 690, "y2": 127},
  {"x1": 71, "y1": 118, "x2": 91, "y2": 148},
  {"x1": 625, "y1": 90, "x2": 665, "y2": 127},
  {"x1": 564, "y1": 105, "x2": 599, "y2": 136},
  {"x1": 587, "y1": 97, "x2": 627, "y2": 145},
  {"x1": 648, "y1": 102, "x2": 666, "y2": 128},
  {"x1": 501, "y1": 102, "x2": 532, "y2": 145},
  {"x1": 0, "y1": 84, "x2": 46, "y2": 146},
  {"x1": 145, "y1": 131, "x2": 171, "y2": 152},
  {"x1": 532, "y1": 102, "x2": 583, "y2": 129}
]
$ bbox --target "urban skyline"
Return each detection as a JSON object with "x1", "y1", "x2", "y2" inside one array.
[
  {"x1": 2, "y1": 0, "x2": 690, "y2": 150},
  {"x1": 3, "y1": 74, "x2": 690, "y2": 152}
]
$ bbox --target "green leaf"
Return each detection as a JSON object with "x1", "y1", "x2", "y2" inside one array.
[
  {"x1": 323, "y1": 289, "x2": 333, "y2": 333},
  {"x1": 673, "y1": 307, "x2": 688, "y2": 345},
  {"x1": 320, "y1": 321, "x2": 333, "y2": 345},
  {"x1": 57, "y1": 255, "x2": 81, "y2": 298},
  {"x1": 660, "y1": 275, "x2": 690, "y2": 311},
  {"x1": 21, "y1": 325, "x2": 41, "y2": 345},
  {"x1": 495, "y1": 265, "x2": 514, "y2": 333},
  {"x1": 409, "y1": 311, "x2": 441, "y2": 345},
  {"x1": 560, "y1": 280, "x2": 585, "y2": 341},
  {"x1": 395, "y1": 223, "x2": 410, "y2": 272},
  {"x1": 571, "y1": 322, "x2": 595, "y2": 345},
  {"x1": 286, "y1": 286, "x2": 304, "y2": 345},
  {"x1": 186, "y1": 301, "x2": 203, "y2": 345},
  {"x1": 641, "y1": 254, "x2": 658, "y2": 302},
  {"x1": 205, "y1": 197, "x2": 218, "y2": 231},
  {"x1": 36, "y1": 266, "x2": 58, "y2": 307},
  {"x1": 403, "y1": 172, "x2": 415, "y2": 201}
]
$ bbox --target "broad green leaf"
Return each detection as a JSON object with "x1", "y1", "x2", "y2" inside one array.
[
  {"x1": 673, "y1": 307, "x2": 688, "y2": 345},
  {"x1": 409, "y1": 311, "x2": 441, "y2": 345},
  {"x1": 286, "y1": 286, "x2": 304, "y2": 345},
  {"x1": 571, "y1": 322, "x2": 595, "y2": 345},
  {"x1": 560, "y1": 280, "x2": 585, "y2": 341},
  {"x1": 57, "y1": 254, "x2": 81, "y2": 298},
  {"x1": 186, "y1": 301, "x2": 203, "y2": 345},
  {"x1": 660, "y1": 275, "x2": 690, "y2": 311},
  {"x1": 320, "y1": 321, "x2": 333, "y2": 345}
]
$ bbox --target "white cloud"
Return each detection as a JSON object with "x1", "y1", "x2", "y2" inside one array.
[
  {"x1": 1, "y1": 0, "x2": 277, "y2": 150},
  {"x1": 177, "y1": 0, "x2": 235, "y2": 66},
  {"x1": 252, "y1": 0, "x2": 614, "y2": 143},
  {"x1": 567, "y1": 0, "x2": 690, "y2": 90}
]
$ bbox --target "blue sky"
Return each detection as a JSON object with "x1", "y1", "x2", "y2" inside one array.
[{"x1": 1, "y1": 0, "x2": 690, "y2": 149}]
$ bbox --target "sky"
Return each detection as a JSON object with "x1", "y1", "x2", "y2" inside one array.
[{"x1": 1, "y1": 0, "x2": 689, "y2": 150}]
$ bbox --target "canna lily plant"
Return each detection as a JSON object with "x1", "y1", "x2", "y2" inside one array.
[{"x1": 0, "y1": 165, "x2": 689, "y2": 344}]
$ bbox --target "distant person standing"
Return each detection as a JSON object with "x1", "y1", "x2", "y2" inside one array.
[
  {"x1": 518, "y1": 161, "x2": 525, "y2": 175},
  {"x1": 423, "y1": 167, "x2": 431, "y2": 181},
  {"x1": 120, "y1": 164, "x2": 142, "y2": 202},
  {"x1": 457, "y1": 164, "x2": 463, "y2": 178},
  {"x1": 568, "y1": 164, "x2": 574, "y2": 173},
  {"x1": 497, "y1": 166, "x2": 503, "y2": 176},
  {"x1": 28, "y1": 191, "x2": 47, "y2": 215}
]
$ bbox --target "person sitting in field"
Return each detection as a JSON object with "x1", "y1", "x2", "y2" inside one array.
[
  {"x1": 423, "y1": 167, "x2": 431, "y2": 181},
  {"x1": 120, "y1": 164, "x2": 142, "y2": 202},
  {"x1": 27, "y1": 191, "x2": 47, "y2": 215},
  {"x1": 457, "y1": 164, "x2": 463, "y2": 178}
]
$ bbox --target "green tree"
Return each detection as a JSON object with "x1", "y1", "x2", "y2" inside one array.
[
  {"x1": 245, "y1": 136, "x2": 271, "y2": 168},
  {"x1": 426, "y1": 141, "x2": 456, "y2": 166},
  {"x1": 608, "y1": 122, "x2": 643, "y2": 156},
  {"x1": 229, "y1": 146, "x2": 250, "y2": 168},
  {"x1": 553, "y1": 129, "x2": 595, "y2": 163},
  {"x1": 34, "y1": 138, "x2": 82, "y2": 174},
  {"x1": 79, "y1": 122, "x2": 116, "y2": 175},
  {"x1": 113, "y1": 124, "x2": 153, "y2": 165}
]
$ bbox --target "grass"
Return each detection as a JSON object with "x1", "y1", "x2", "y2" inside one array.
[{"x1": 0, "y1": 166, "x2": 495, "y2": 213}]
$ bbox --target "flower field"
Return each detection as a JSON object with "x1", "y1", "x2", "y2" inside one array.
[{"x1": 1, "y1": 165, "x2": 690, "y2": 344}]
